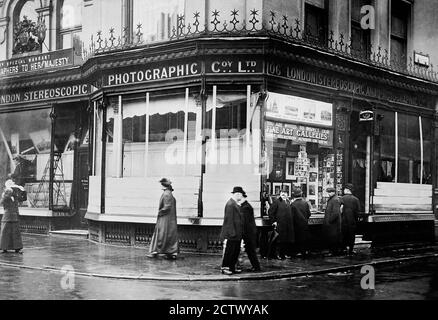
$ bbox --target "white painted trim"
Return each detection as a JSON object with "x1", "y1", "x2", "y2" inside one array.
[
  {"x1": 92, "y1": 101, "x2": 97, "y2": 176},
  {"x1": 183, "y1": 88, "x2": 189, "y2": 175},
  {"x1": 211, "y1": 85, "x2": 217, "y2": 153},
  {"x1": 419, "y1": 116, "x2": 423, "y2": 184},
  {"x1": 116, "y1": 95, "x2": 123, "y2": 178},
  {"x1": 365, "y1": 135, "x2": 370, "y2": 213},
  {"x1": 144, "y1": 92, "x2": 149, "y2": 177},
  {"x1": 395, "y1": 111, "x2": 398, "y2": 182}
]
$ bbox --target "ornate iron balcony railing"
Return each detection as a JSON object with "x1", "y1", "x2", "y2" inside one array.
[{"x1": 81, "y1": 9, "x2": 438, "y2": 83}]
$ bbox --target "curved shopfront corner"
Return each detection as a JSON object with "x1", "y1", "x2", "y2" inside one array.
[{"x1": 0, "y1": 35, "x2": 437, "y2": 251}]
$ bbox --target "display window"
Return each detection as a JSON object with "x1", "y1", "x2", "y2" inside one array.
[{"x1": 264, "y1": 92, "x2": 335, "y2": 213}]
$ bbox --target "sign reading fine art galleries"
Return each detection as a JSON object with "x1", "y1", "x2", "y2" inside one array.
[
  {"x1": 265, "y1": 121, "x2": 334, "y2": 147},
  {"x1": 0, "y1": 49, "x2": 74, "y2": 77}
]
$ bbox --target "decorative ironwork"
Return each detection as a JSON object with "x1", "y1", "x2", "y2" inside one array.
[{"x1": 81, "y1": 9, "x2": 438, "y2": 83}]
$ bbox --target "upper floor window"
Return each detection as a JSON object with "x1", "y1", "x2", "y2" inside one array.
[
  {"x1": 390, "y1": 0, "x2": 411, "y2": 66},
  {"x1": 132, "y1": 0, "x2": 184, "y2": 42},
  {"x1": 350, "y1": 0, "x2": 371, "y2": 59},
  {"x1": 58, "y1": 0, "x2": 82, "y2": 52},
  {"x1": 304, "y1": 1, "x2": 328, "y2": 46}
]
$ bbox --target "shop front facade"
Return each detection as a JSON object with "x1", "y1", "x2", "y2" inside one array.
[
  {"x1": 81, "y1": 33, "x2": 438, "y2": 251},
  {"x1": 1, "y1": 4, "x2": 438, "y2": 251},
  {"x1": 0, "y1": 49, "x2": 91, "y2": 232}
]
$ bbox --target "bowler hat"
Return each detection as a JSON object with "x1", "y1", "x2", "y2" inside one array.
[
  {"x1": 280, "y1": 186, "x2": 289, "y2": 193},
  {"x1": 344, "y1": 183, "x2": 354, "y2": 192},
  {"x1": 159, "y1": 178, "x2": 172, "y2": 186},
  {"x1": 326, "y1": 187, "x2": 336, "y2": 193},
  {"x1": 231, "y1": 186, "x2": 245, "y2": 194},
  {"x1": 292, "y1": 187, "x2": 302, "y2": 197}
]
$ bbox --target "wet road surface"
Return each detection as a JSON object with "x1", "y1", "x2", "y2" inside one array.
[{"x1": 1, "y1": 257, "x2": 437, "y2": 299}]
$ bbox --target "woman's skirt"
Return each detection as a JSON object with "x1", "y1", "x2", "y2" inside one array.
[{"x1": 0, "y1": 221, "x2": 23, "y2": 250}]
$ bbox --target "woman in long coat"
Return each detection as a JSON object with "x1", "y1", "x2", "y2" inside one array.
[
  {"x1": 268, "y1": 187, "x2": 294, "y2": 259},
  {"x1": 0, "y1": 181, "x2": 24, "y2": 254},
  {"x1": 323, "y1": 187, "x2": 343, "y2": 255},
  {"x1": 148, "y1": 178, "x2": 179, "y2": 259}
]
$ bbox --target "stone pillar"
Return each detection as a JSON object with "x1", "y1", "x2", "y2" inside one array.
[
  {"x1": 372, "y1": 0, "x2": 390, "y2": 53},
  {"x1": 328, "y1": 0, "x2": 350, "y2": 44},
  {"x1": 434, "y1": 100, "x2": 438, "y2": 220},
  {"x1": 36, "y1": 4, "x2": 52, "y2": 53}
]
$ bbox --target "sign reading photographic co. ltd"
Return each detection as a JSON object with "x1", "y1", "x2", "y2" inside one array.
[{"x1": 0, "y1": 49, "x2": 74, "y2": 77}]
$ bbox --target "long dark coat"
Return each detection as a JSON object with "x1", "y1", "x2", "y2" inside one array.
[
  {"x1": 323, "y1": 195, "x2": 342, "y2": 246},
  {"x1": 220, "y1": 198, "x2": 242, "y2": 241},
  {"x1": 291, "y1": 198, "x2": 311, "y2": 245},
  {"x1": 268, "y1": 197, "x2": 294, "y2": 244},
  {"x1": 240, "y1": 200, "x2": 257, "y2": 247},
  {"x1": 0, "y1": 188, "x2": 23, "y2": 251},
  {"x1": 149, "y1": 188, "x2": 179, "y2": 255},
  {"x1": 341, "y1": 194, "x2": 361, "y2": 236}
]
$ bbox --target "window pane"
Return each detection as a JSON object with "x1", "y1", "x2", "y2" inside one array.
[
  {"x1": 304, "y1": 4, "x2": 327, "y2": 44},
  {"x1": 61, "y1": 0, "x2": 82, "y2": 29},
  {"x1": 105, "y1": 99, "x2": 116, "y2": 177},
  {"x1": 421, "y1": 117, "x2": 433, "y2": 184},
  {"x1": 133, "y1": 0, "x2": 184, "y2": 42},
  {"x1": 122, "y1": 99, "x2": 146, "y2": 177},
  {"x1": 61, "y1": 33, "x2": 72, "y2": 49},
  {"x1": 0, "y1": 109, "x2": 51, "y2": 208},
  {"x1": 398, "y1": 113, "x2": 421, "y2": 184},
  {"x1": 375, "y1": 110, "x2": 395, "y2": 182},
  {"x1": 147, "y1": 92, "x2": 198, "y2": 176}
]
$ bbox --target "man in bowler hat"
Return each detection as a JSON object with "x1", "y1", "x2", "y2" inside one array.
[
  {"x1": 220, "y1": 186, "x2": 244, "y2": 275},
  {"x1": 290, "y1": 187, "x2": 311, "y2": 257},
  {"x1": 341, "y1": 183, "x2": 361, "y2": 255},
  {"x1": 240, "y1": 191, "x2": 261, "y2": 272},
  {"x1": 268, "y1": 186, "x2": 294, "y2": 259}
]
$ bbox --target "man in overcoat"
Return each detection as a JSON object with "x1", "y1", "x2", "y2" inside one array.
[
  {"x1": 268, "y1": 186, "x2": 294, "y2": 259},
  {"x1": 148, "y1": 178, "x2": 179, "y2": 259},
  {"x1": 341, "y1": 183, "x2": 361, "y2": 256},
  {"x1": 290, "y1": 187, "x2": 311, "y2": 257},
  {"x1": 240, "y1": 192, "x2": 261, "y2": 272},
  {"x1": 220, "y1": 186, "x2": 244, "y2": 275},
  {"x1": 323, "y1": 187, "x2": 343, "y2": 256}
]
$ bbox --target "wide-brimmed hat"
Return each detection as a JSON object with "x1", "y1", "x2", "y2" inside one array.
[
  {"x1": 242, "y1": 192, "x2": 248, "y2": 198},
  {"x1": 344, "y1": 183, "x2": 354, "y2": 192},
  {"x1": 280, "y1": 186, "x2": 289, "y2": 193},
  {"x1": 231, "y1": 186, "x2": 245, "y2": 194},
  {"x1": 292, "y1": 187, "x2": 302, "y2": 197},
  {"x1": 159, "y1": 178, "x2": 172, "y2": 186},
  {"x1": 326, "y1": 187, "x2": 336, "y2": 193}
]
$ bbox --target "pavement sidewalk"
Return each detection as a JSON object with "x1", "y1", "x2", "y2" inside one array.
[{"x1": 0, "y1": 234, "x2": 437, "y2": 281}]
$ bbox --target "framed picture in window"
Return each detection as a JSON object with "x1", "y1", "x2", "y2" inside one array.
[
  {"x1": 285, "y1": 158, "x2": 296, "y2": 180},
  {"x1": 283, "y1": 183, "x2": 291, "y2": 197},
  {"x1": 272, "y1": 183, "x2": 282, "y2": 196}
]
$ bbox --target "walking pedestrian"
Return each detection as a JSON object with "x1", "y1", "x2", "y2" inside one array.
[
  {"x1": 240, "y1": 192, "x2": 261, "y2": 272},
  {"x1": 322, "y1": 187, "x2": 343, "y2": 256},
  {"x1": 148, "y1": 178, "x2": 179, "y2": 260},
  {"x1": 268, "y1": 186, "x2": 294, "y2": 259},
  {"x1": 0, "y1": 179, "x2": 24, "y2": 254},
  {"x1": 220, "y1": 186, "x2": 244, "y2": 275},
  {"x1": 341, "y1": 183, "x2": 361, "y2": 256},
  {"x1": 290, "y1": 187, "x2": 311, "y2": 258}
]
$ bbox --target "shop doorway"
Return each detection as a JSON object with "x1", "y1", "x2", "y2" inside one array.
[{"x1": 349, "y1": 110, "x2": 368, "y2": 212}]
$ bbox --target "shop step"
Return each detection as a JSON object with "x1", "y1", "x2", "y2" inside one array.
[{"x1": 49, "y1": 230, "x2": 89, "y2": 239}]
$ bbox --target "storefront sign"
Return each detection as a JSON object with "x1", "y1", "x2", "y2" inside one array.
[
  {"x1": 106, "y1": 62, "x2": 200, "y2": 86},
  {"x1": 266, "y1": 92, "x2": 333, "y2": 127},
  {"x1": 267, "y1": 61, "x2": 430, "y2": 107},
  {"x1": 359, "y1": 110, "x2": 374, "y2": 121},
  {"x1": 0, "y1": 49, "x2": 74, "y2": 77},
  {"x1": 206, "y1": 58, "x2": 263, "y2": 74},
  {"x1": 0, "y1": 84, "x2": 89, "y2": 105},
  {"x1": 265, "y1": 121, "x2": 333, "y2": 147}
]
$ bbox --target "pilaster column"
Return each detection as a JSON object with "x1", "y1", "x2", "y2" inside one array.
[
  {"x1": 36, "y1": 5, "x2": 52, "y2": 52},
  {"x1": 433, "y1": 100, "x2": 438, "y2": 219},
  {"x1": 0, "y1": 16, "x2": 9, "y2": 60}
]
